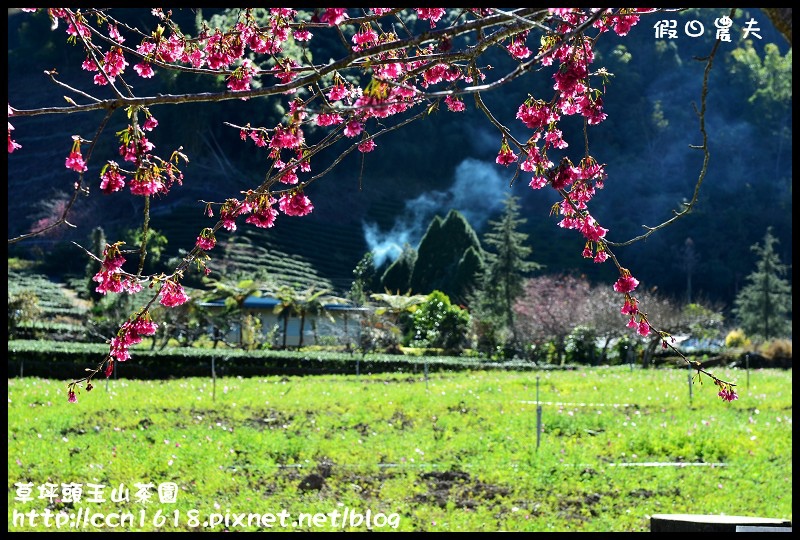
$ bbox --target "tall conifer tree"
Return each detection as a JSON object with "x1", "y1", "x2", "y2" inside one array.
[{"x1": 733, "y1": 227, "x2": 792, "y2": 340}]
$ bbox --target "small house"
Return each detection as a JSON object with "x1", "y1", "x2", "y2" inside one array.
[{"x1": 199, "y1": 295, "x2": 369, "y2": 348}]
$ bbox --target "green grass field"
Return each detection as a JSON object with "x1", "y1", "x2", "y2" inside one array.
[{"x1": 7, "y1": 367, "x2": 792, "y2": 532}]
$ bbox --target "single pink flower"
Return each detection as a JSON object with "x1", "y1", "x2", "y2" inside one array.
[
  {"x1": 343, "y1": 120, "x2": 363, "y2": 138},
  {"x1": 68, "y1": 390, "x2": 77, "y2": 403},
  {"x1": 445, "y1": 95, "x2": 466, "y2": 112},
  {"x1": 65, "y1": 151, "x2": 88, "y2": 172},
  {"x1": 293, "y1": 29, "x2": 312, "y2": 41},
  {"x1": 278, "y1": 191, "x2": 314, "y2": 217},
  {"x1": 637, "y1": 320, "x2": 651, "y2": 337},
  {"x1": 134, "y1": 62, "x2": 155, "y2": 78},
  {"x1": 529, "y1": 175, "x2": 548, "y2": 189},
  {"x1": 142, "y1": 116, "x2": 158, "y2": 131},
  {"x1": 613, "y1": 273, "x2": 639, "y2": 293},
  {"x1": 507, "y1": 35, "x2": 532, "y2": 60},
  {"x1": 319, "y1": 8, "x2": 348, "y2": 26},
  {"x1": 316, "y1": 113, "x2": 344, "y2": 127},
  {"x1": 352, "y1": 26, "x2": 378, "y2": 47},
  {"x1": 358, "y1": 139, "x2": 377, "y2": 153},
  {"x1": 244, "y1": 197, "x2": 279, "y2": 228},
  {"x1": 110, "y1": 336, "x2": 131, "y2": 362},
  {"x1": 195, "y1": 228, "x2": 217, "y2": 250},
  {"x1": 108, "y1": 23, "x2": 124, "y2": 43},
  {"x1": 496, "y1": 146, "x2": 518, "y2": 166},
  {"x1": 415, "y1": 8, "x2": 446, "y2": 28},
  {"x1": 100, "y1": 164, "x2": 126, "y2": 194},
  {"x1": 159, "y1": 280, "x2": 189, "y2": 307},
  {"x1": 620, "y1": 297, "x2": 638, "y2": 316}
]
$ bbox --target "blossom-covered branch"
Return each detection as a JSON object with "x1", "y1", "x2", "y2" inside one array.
[{"x1": 7, "y1": 8, "x2": 737, "y2": 402}]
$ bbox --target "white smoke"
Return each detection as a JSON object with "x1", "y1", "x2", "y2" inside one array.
[{"x1": 363, "y1": 158, "x2": 511, "y2": 267}]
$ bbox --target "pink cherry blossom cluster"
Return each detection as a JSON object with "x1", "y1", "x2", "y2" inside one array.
[
  {"x1": 159, "y1": 279, "x2": 190, "y2": 308},
  {"x1": 109, "y1": 315, "x2": 159, "y2": 365},
  {"x1": 717, "y1": 383, "x2": 739, "y2": 402},
  {"x1": 195, "y1": 228, "x2": 217, "y2": 251},
  {"x1": 614, "y1": 271, "x2": 651, "y2": 337},
  {"x1": 92, "y1": 243, "x2": 143, "y2": 295},
  {"x1": 65, "y1": 135, "x2": 87, "y2": 173}
]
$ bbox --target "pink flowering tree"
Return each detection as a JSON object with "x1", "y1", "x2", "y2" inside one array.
[
  {"x1": 514, "y1": 274, "x2": 593, "y2": 365},
  {"x1": 7, "y1": 8, "x2": 742, "y2": 402}
]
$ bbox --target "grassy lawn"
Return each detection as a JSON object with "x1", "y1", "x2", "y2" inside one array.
[{"x1": 7, "y1": 367, "x2": 792, "y2": 532}]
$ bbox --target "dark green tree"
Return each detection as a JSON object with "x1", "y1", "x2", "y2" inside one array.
[
  {"x1": 409, "y1": 209, "x2": 484, "y2": 304},
  {"x1": 452, "y1": 245, "x2": 486, "y2": 308},
  {"x1": 380, "y1": 243, "x2": 417, "y2": 294},
  {"x1": 478, "y1": 194, "x2": 542, "y2": 336},
  {"x1": 732, "y1": 228, "x2": 792, "y2": 340}
]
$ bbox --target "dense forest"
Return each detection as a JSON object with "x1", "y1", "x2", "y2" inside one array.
[{"x1": 7, "y1": 8, "x2": 792, "y2": 312}]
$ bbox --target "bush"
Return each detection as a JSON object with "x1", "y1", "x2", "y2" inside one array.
[
  {"x1": 760, "y1": 339, "x2": 792, "y2": 360},
  {"x1": 609, "y1": 336, "x2": 639, "y2": 366},
  {"x1": 408, "y1": 291, "x2": 471, "y2": 353},
  {"x1": 724, "y1": 328, "x2": 751, "y2": 348},
  {"x1": 564, "y1": 325, "x2": 599, "y2": 365},
  {"x1": 8, "y1": 291, "x2": 42, "y2": 339}
]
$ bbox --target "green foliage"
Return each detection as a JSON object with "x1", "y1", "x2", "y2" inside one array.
[
  {"x1": 564, "y1": 325, "x2": 599, "y2": 365},
  {"x1": 213, "y1": 232, "x2": 334, "y2": 292},
  {"x1": 452, "y1": 245, "x2": 485, "y2": 305},
  {"x1": 122, "y1": 226, "x2": 169, "y2": 275},
  {"x1": 8, "y1": 257, "x2": 37, "y2": 271},
  {"x1": 348, "y1": 252, "x2": 376, "y2": 306},
  {"x1": 409, "y1": 210, "x2": 485, "y2": 304},
  {"x1": 290, "y1": 285, "x2": 336, "y2": 349},
  {"x1": 724, "y1": 328, "x2": 751, "y2": 349},
  {"x1": 408, "y1": 291, "x2": 471, "y2": 353},
  {"x1": 8, "y1": 290, "x2": 42, "y2": 339},
  {"x1": 7, "y1": 338, "x2": 545, "y2": 379},
  {"x1": 8, "y1": 267, "x2": 89, "y2": 340},
  {"x1": 732, "y1": 227, "x2": 792, "y2": 340},
  {"x1": 476, "y1": 194, "x2": 541, "y2": 333},
  {"x1": 682, "y1": 302, "x2": 724, "y2": 342},
  {"x1": 200, "y1": 275, "x2": 268, "y2": 348},
  {"x1": 88, "y1": 289, "x2": 148, "y2": 342},
  {"x1": 609, "y1": 335, "x2": 640, "y2": 366},
  {"x1": 727, "y1": 41, "x2": 792, "y2": 125},
  {"x1": 380, "y1": 243, "x2": 417, "y2": 294}
]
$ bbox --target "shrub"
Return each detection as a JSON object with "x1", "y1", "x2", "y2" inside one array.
[
  {"x1": 564, "y1": 325, "x2": 599, "y2": 365},
  {"x1": 760, "y1": 339, "x2": 792, "y2": 360},
  {"x1": 408, "y1": 291, "x2": 471, "y2": 353},
  {"x1": 724, "y1": 328, "x2": 751, "y2": 348}
]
